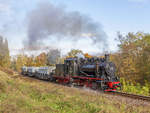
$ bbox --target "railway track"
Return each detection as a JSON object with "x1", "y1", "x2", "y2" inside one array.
[{"x1": 105, "y1": 91, "x2": 150, "y2": 102}]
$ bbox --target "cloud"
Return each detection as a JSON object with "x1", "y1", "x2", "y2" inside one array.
[
  {"x1": 0, "y1": 3, "x2": 11, "y2": 15},
  {"x1": 0, "y1": 2, "x2": 14, "y2": 33}
]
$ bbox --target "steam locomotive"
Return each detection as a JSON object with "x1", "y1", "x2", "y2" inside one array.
[{"x1": 21, "y1": 54, "x2": 121, "y2": 91}]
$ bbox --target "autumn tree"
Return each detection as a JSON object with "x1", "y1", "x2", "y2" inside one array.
[
  {"x1": 111, "y1": 32, "x2": 150, "y2": 84},
  {"x1": 25, "y1": 55, "x2": 36, "y2": 66},
  {"x1": 67, "y1": 49, "x2": 83, "y2": 57},
  {"x1": 84, "y1": 53, "x2": 92, "y2": 58},
  {"x1": 0, "y1": 36, "x2": 10, "y2": 68},
  {"x1": 35, "y1": 52, "x2": 47, "y2": 66},
  {"x1": 11, "y1": 54, "x2": 28, "y2": 72}
]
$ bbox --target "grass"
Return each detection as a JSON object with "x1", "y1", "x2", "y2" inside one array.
[{"x1": 0, "y1": 71, "x2": 150, "y2": 113}]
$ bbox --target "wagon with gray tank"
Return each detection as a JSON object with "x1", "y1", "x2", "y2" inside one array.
[
  {"x1": 21, "y1": 66, "x2": 28, "y2": 75},
  {"x1": 27, "y1": 67, "x2": 39, "y2": 77},
  {"x1": 35, "y1": 66, "x2": 55, "y2": 80}
]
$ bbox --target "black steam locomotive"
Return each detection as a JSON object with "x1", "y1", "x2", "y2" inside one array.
[{"x1": 22, "y1": 54, "x2": 121, "y2": 91}]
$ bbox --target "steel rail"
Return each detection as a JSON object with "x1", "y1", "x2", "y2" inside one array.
[{"x1": 105, "y1": 91, "x2": 150, "y2": 101}]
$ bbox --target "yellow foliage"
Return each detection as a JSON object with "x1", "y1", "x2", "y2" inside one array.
[{"x1": 84, "y1": 53, "x2": 92, "y2": 58}]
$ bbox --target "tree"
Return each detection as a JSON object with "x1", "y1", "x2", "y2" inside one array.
[
  {"x1": 0, "y1": 36, "x2": 10, "y2": 68},
  {"x1": 67, "y1": 49, "x2": 83, "y2": 57},
  {"x1": 84, "y1": 53, "x2": 92, "y2": 58},
  {"x1": 112, "y1": 32, "x2": 150, "y2": 84},
  {"x1": 26, "y1": 55, "x2": 35, "y2": 66},
  {"x1": 12, "y1": 54, "x2": 28, "y2": 72},
  {"x1": 35, "y1": 52, "x2": 47, "y2": 66}
]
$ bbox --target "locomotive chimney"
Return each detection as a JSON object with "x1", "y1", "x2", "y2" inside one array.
[{"x1": 105, "y1": 54, "x2": 109, "y2": 62}]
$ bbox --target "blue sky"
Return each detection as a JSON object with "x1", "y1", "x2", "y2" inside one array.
[{"x1": 0, "y1": 0, "x2": 150, "y2": 55}]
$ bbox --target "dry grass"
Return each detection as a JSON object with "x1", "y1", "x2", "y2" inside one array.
[{"x1": 0, "y1": 71, "x2": 150, "y2": 113}]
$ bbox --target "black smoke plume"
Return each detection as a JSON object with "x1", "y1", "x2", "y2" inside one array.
[
  {"x1": 47, "y1": 49, "x2": 61, "y2": 64},
  {"x1": 25, "y1": 1, "x2": 107, "y2": 50}
]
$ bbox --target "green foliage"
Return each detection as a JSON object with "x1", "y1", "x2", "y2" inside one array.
[{"x1": 120, "y1": 78, "x2": 150, "y2": 96}]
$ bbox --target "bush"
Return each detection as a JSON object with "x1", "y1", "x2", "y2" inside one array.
[{"x1": 120, "y1": 78, "x2": 150, "y2": 96}]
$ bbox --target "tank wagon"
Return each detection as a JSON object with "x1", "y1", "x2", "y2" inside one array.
[
  {"x1": 21, "y1": 54, "x2": 121, "y2": 91},
  {"x1": 36, "y1": 66, "x2": 55, "y2": 80}
]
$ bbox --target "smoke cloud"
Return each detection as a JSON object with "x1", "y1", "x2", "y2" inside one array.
[
  {"x1": 25, "y1": 1, "x2": 108, "y2": 51},
  {"x1": 47, "y1": 49, "x2": 61, "y2": 64}
]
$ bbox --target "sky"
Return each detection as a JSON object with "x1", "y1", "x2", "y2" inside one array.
[{"x1": 0, "y1": 0, "x2": 150, "y2": 55}]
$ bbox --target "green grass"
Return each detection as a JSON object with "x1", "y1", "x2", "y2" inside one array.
[{"x1": 0, "y1": 71, "x2": 150, "y2": 113}]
